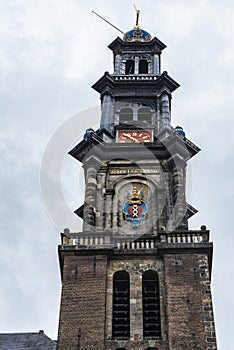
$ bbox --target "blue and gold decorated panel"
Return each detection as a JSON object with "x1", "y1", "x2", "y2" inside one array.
[{"x1": 123, "y1": 28, "x2": 152, "y2": 42}]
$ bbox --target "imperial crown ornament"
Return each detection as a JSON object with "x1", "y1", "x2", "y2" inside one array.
[{"x1": 123, "y1": 185, "x2": 148, "y2": 228}]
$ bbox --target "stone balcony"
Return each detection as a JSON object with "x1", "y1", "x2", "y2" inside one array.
[{"x1": 60, "y1": 226, "x2": 210, "y2": 251}]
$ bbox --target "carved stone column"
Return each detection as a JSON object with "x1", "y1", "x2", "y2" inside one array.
[
  {"x1": 153, "y1": 54, "x2": 160, "y2": 75},
  {"x1": 161, "y1": 94, "x2": 171, "y2": 128},
  {"x1": 114, "y1": 54, "x2": 121, "y2": 74},
  {"x1": 134, "y1": 56, "x2": 139, "y2": 74},
  {"x1": 104, "y1": 189, "x2": 114, "y2": 230},
  {"x1": 100, "y1": 94, "x2": 113, "y2": 132},
  {"x1": 150, "y1": 189, "x2": 158, "y2": 235},
  {"x1": 96, "y1": 172, "x2": 106, "y2": 231},
  {"x1": 172, "y1": 160, "x2": 188, "y2": 230},
  {"x1": 83, "y1": 165, "x2": 97, "y2": 232}
]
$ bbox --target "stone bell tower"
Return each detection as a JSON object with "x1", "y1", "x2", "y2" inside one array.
[{"x1": 57, "y1": 15, "x2": 218, "y2": 350}]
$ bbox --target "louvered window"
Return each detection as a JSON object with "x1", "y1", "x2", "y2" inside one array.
[
  {"x1": 139, "y1": 59, "x2": 148, "y2": 74},
  {"x1": 119, "y1": 108, "x2": 133, "y2": 123},
  {"x1": 112, "y1": 271, "x2": 130, "y2": 338},
  {"x1": 138, "y1": 106, "x2": 152, "y2": 123},
  {"x1": 142, "y1": 270, "x2": 161, "y2": 338},
  {"x1": 125, "y1": 59, "x2": 135, "y2": 74}
]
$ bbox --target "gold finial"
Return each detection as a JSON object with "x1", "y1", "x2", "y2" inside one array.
[{"x1": 133, "y1": 4, "x2": 140, "y2": 28}]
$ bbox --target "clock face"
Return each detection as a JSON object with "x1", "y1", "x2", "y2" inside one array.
[{"x1": 118, "y1": 130, "x2": 153, "y2": 143}]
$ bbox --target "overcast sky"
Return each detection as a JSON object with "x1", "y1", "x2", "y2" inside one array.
[{"x1": 0, "y1": 0, "x2": 233, "y2": 348}]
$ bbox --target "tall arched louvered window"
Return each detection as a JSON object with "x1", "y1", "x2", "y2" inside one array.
[
  {"x1": 119, "y1": 107, "x2": 133, "y2": 123},
  {"x1": 138, "y1": 106, "x2": 152, "y2": 124},
  {"x1": 112, "y1": 271, "x2": 130, "y2": 338},
  {"x1": 125, "y1": 59, "x2": 135, "y2": 74},
  {"x1": 139, "y1": 59, "x2": 148, "y2": 74},
  {"x1": 142, "y1": 270, "x2": 161, "y2": 338}
]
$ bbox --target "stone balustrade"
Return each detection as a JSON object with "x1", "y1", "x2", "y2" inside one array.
[
  {"x1": 62, "y1": 232, "x2": 111, "y2": 246},
  {"x1": 61, "y1": 228, "x2": 209, "y2": 249},
  {"x1": 113, "y1": 75, "x2": 159, "y2": 81},
  {"x1": 114, "y1": 238, "x2": 156, "y2": 250},
  {"x1": 162, "y1": 232, "x2": 205, "y2": 243}
]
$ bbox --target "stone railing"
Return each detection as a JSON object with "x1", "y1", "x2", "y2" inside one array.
[
  {"x1": 113, "y1": 75, "x2": 159, "y2": 82},
  {"x1": 113, "y1": 238, "x2": 156, "y2": 250},
  {"x1": 61, "y1": 230, "x2": 112, "y2": 246},
  {"x1": 159, "y1": 231, "x2": 208, "y2": 244},
  {"x1": 61, "y1": 228, "x2": 209, "y2": 249}
]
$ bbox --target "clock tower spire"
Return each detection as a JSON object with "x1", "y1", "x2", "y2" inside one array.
[{"x1": 57, "y1": 15, "x2": 218, "y2": 350}]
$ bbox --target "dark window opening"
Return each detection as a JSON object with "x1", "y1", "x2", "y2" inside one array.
[
  {"x1": 112, "y1": 271, "x2": 130, "y2": 339},
  {"x1": 139, "y1": 59, "x2": 148, "y2": 74},
  {"x1": 142, "y1": 270, "x2": 161, "y2": 338},
  {"x1": 125, "y1": 59, "x2": 135, "y2": 74},
  {"x1": 138, "y1": 107, "x2": 152, "y2": 124},
  {"x1": 119, "y1": 108, "x2": 133, "y2": 123}
]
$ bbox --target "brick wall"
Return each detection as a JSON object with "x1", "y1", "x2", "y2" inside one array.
[
  {"x1": 57, "y1": 249, "x2": 217, "y2": 350},
  {"x1": 57, "y1": 255, "x2": 107, "y2": 350},
  {"x1": 164, "y1": 253, "x2": 217, "y2": 350}
]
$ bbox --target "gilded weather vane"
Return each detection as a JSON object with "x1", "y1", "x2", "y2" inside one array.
[
  {"x1": 92, "y1": 5, "x2": 152, "y2": 43},
  {"x1": 133, "y1": 4, "x2": 140, "y2": 28}
]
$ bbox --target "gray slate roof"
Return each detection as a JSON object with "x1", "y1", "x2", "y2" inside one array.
[{"x1": 0, "y1": 330, "x2": 56, "y2": 350}]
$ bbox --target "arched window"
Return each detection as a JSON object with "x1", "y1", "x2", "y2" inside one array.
[
  {"x1": 117, "y1": 102, "x2": 153, "y2": 125},
  {"x1": 138, "y1": 106, "x2": 152, "y2": 124},
  {"x1": 139, "y1": 59, "x2": 148, "y2": 74},
  {"x1": 125, "y1": 59, "x2": 135, "y2": 74},
  {"x1": 142, "y1": 270, "x2": 161, "y2": 338},
  {"x1": 112, "y1": 271, "x2": 130, "y2": 338},
  {"x1": 119, "y1": 107, "x2": 133, "y2": 123}
]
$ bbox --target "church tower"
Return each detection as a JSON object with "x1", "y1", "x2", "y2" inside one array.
[{"x1": 57, "y1": 14, "x2": 217, "y2": 350}]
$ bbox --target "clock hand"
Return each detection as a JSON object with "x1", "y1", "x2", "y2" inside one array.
[{"x1": 123, "y1": 133, "x2": 138, "y2": 142}]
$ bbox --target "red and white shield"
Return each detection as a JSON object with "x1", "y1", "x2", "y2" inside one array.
[{"x1": 128, "y1": 204, "x2": 143, "y2": 218}]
